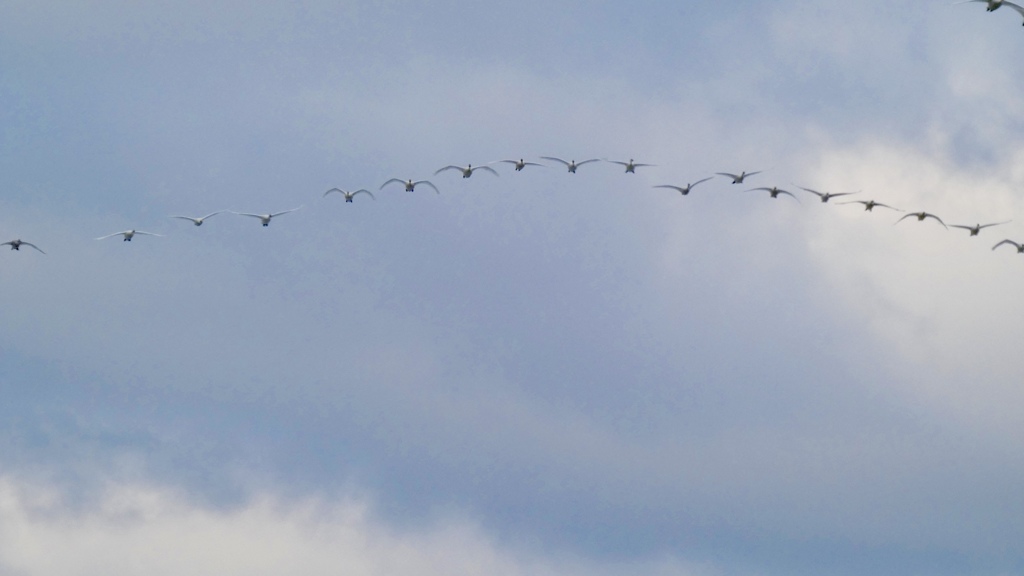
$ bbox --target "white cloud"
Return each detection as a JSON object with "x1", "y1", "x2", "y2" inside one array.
[{"x1": 0, "y1": 477, "x2": 713, "y2": 576}]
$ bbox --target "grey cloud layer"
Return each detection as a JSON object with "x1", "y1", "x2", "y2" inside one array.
[{"x1": 1, "y1": 2, "x2": 1023, "y2": 575}]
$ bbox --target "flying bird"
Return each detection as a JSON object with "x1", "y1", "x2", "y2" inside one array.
[
  {"x1": 957, "y1": 0, "x2": 1024, "y2": 24},
  {"x1": 653, "y1": 177, "x2": 713, "y2": 196},
  {"x1": 992, "y1": 239, "x2": 1024, "y2": 253},
  {"x1": 381, "y1": 178, "x2": 440, "y2": 194},
  {"x1": 607, "y1": 158, "x2": 655, "y2": 173},
  {"x1": 233, "y1": 207, "x2": 302, "y2": 227},
  {"x1": 896, "y1": 212, "x2": 948, "y2": 229},
  {"x1": 2, "y1": 239, "x2": 45, "y2": 254},
  {"x1": 746, "y1": 186, "x2": 800, "y2": 202},
  {"x1": 837, "y1": 199, "x2": 901, "y2": 212},
  {"x1": 797, "y1": 186, "x2": 858, "y2": 203},
  {"x1": 500, "y1": 159, "x2": 543, "y2": 171},
  {"x1": 434, "y1": 164, "x2": 499, "y2": 178},
  {"x1": 324, "y1": 188, "x2": 375, "y2": 202},
  {"x1": 169, "y1": 211, "x2": 225, "y2": 226},
  {"x1": 949, "y1": 221, "x2": 1011, "y2": 236},
  {"x1": 540, "y1": 157, "x2": 600, "y2": 173},
  {"x1": 716, "y1": 170, "x2": 762, "y2": 184},
  {"x1": 96, "y1": 230, "x2": 162, "y2": 241}
]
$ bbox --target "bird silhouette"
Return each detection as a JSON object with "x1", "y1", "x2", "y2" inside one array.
[
  {"x1": 949, "y1": 221, "x2": 1011, "y2": 236},
  {"x1": 746, "y1": 186, "x2": 800, "y2": 202},
  {"x1": 992, "y1": 239, "x2": 1024, "y2": 253},
  {"x1": 716, "y1": 170, "x2": 762, "y2": 184},
  {"x1": 2, "y1": 239, "x2": 45, "y2": 253},
  {"x1": 653, "y1": 177, "x2": 713, "y2": 196},
  {"x1": 896, "y1": 212, "x2": 948, "y2": 229},
  {"x1": 837, "y1": 200, "x2": 901, "y2": 212},
  {"x1": 541, "y1": 157, "x2": 600, "y2": 173},
  {"x1": 381, "y1": 178, "x2": 440, "y2": 194},
  {"x1": 324, "y1": 188, "x2": 375, "y2": 203},
  {"x1": 233, "y1": 207, "x2": 303, "y2": 227},
  {"x1": 435, "y1": 164, "x2": 499, "y2": 178},
  {"x1": 96, "y1": 230, "x2": 162, "y2": 242},
  {"x1": 607, "y1": 158, "x2": 655, "y2": 173},
  {"x1": 169, "y1": 211, "x2": 225, "y2": 226}
]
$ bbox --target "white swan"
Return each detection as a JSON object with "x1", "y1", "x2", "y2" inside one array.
[
  {"x1": 500, "y1": 159, "x2": 543, "y2": 171},
  {"x1": 540, "y1": 157, "x2": 600, "y2": 173},
  {"x1": 746, "y1": 186, "x2": 800, "y2": 202},
  {"x1": 653, "y1": 177, "x2": 713, "y2": 196},
  {"x1": 96, "y1": 230, "x2": 162, "y2": 241},
  {"x1": 896, "y1": 212, "x2": 948, "y2": 229},
  {"x1": 607, "y1": 158, "x2": 655, "y2": 173},
  {"x1": 796, "y1": 186, "x2": 857, "y2": 203},
  {"x1": 324, "y1": 188, "x2": 375, "y2": 203},
  {"x1": 836, "y1": 200, "x2": 901, "y2": 212},
  {"x1": 434, "y1": 164, "x2": 499, "y2": 178},
  {"x1": 949, "y1": 221, "x2": 1011, "y2": 236},
  {"x1": 169, "y1": 211, "x2": 225, "y2": 226},
  {"x1": 380, "y1": 178, "x2": 440, "y2": 194},
  {"x1": 233, "y1": 207, "x2": 302, "y2": 227},
  {"x1": 716, "y1": 170, "x2": 762, "y2": 184},
  {"x1": 2, "y1": 239, "x2": 45, "y2": 254}
]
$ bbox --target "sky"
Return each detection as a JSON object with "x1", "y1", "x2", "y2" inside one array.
[{"x1": 1, "y1": 1, "x2": 1023, "y2": 574}]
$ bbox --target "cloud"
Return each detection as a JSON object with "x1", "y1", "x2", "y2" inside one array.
[{"x1": 0, "y1": 477, "x2": 715, "y2": 576}]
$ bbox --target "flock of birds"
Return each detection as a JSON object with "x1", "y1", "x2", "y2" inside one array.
[
  {"x1": 2, "y1": 1, "x2": 1021, "y2": 259},
  {"x1": 2, "y1": 154, "x2": 1021, "y2": 259}
]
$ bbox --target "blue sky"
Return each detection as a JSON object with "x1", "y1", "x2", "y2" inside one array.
[{"x1": 2, "y1": 2, "x2": 1024, "y2": 575}]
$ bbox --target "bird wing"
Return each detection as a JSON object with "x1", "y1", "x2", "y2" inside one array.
[
  {"x1": 1002, "y1": 0, "x2": 1024, "y2": 16},
  {"x1": 540, "y1": 157, "x2": 570, "y2": 166},
  {"x1": 270, "y1": 206, "x2": 303, "y2": 218},
  {"x1": 894, "y1": 213, "x2": 916, "y2": 225},
  {"x1": 653, "y1": 185, "x2": 686, "y2": 193},
  {"x1": 778, "y1": 190, "x2": 801, "y2": 203},
  {"x1": 169, "y1": 215, "x2": 200, "y2": 223},
  {"x1": 924, "y1": 214, "x2": 948, "y2": 229},
  {"x1": 715, "y1": 172, "x2": 739, "y2": 180},
  {"x1": 992, "y1": 239, "x2": 1022, "y2": 251},
  {"x1": 96, "y1": 231, "x2": 130, "y2": 240},
  {"x1": 201, "y1": 211, "x2": 225, "y2": 220},
  {"x1": 133, "y1": 231, "x2": 162, "y2": 237},
  {"x1": 796, "y1": 186, "x2": 825, "y2": 198},
  {"x1": 828, "y1": 192, "x2": 858, "y2": 199},
  {"x1": 21, "y1": 242, "x2": 46, "y2": 254},
  {"x1": 473, "y1": 165, "x2": 500, "y2": 176},
  {"x1": 434, "y1": 165, "x2": 461, "y2": 175},
  {"x1": 949, "y1": 224, "x2": 973, "y2": 231},
  {"x1": 323, "y1": 188, "x2": 345, "y2": 197},
  {"x1": 877, "y1": 203, "x2": 902, "y2": 211},
  {"x1": 233, "y1": 212, "x2": 265, "y2": 219},
  {"x1": 353, "y1": 189, "x2": 375, "y2": 200},
  {"x1": 380, "y1": 178, "x2": 404, "y2": 190},
  {"x1": 416, "y1": 180, "x2": 440, "y2": 194},
  {"x1": 980, "y1": 220, "x2": 1012, "y2": 229},
  {"x1": 690, "y1": 177, "x2": 713, "y2": 187}
]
